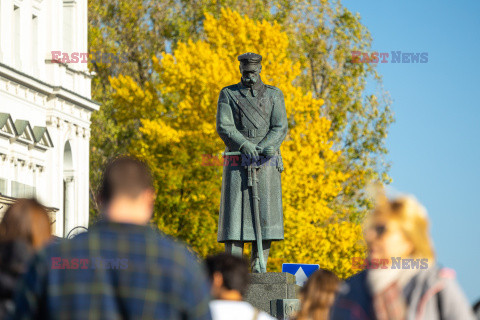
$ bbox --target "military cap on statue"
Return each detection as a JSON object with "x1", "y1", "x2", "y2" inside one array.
[{"x1": 238, "y1": 52, "x2": 262, "y2": 71}]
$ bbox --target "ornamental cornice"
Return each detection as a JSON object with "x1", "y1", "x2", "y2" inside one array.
[
  {"x1": 46, "y1": 99, "x2": 92, "y2": 129},
  {"x1": 0, "y1": 152, "x2": 45, "y2": 171},
  {"x1": 0, "y1": 76, "x2": 49, "y2": 105},
  {"x1": 0, "y1": 63, "x2": 100, "y2": 112}
]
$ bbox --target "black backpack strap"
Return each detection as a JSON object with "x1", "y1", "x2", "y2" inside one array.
[
  {"x1": 436, "y1": 266, "x2": 452, "y2": 320},
  {"x1": 436, "y1": 286, "x2": 444, "y2": 320}
]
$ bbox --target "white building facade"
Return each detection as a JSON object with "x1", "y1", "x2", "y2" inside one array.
[{"x1": 0, "y1": 0, "x2": 99, "y2": 237}]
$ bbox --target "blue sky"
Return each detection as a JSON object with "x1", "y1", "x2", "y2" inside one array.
[{"x1": 342, "y1": 0, "x2": 480, "y2": 303}]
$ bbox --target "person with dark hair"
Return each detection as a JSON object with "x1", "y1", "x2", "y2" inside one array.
[
  {"x1": 12, "y1": 155, "x2": 212, "y2": 319},
  {"x1": 206, "y1": 253, "x2": 275, "y2": 320},
  {"x1": 0, "y1": 198, "x2": 52, "y2": 318}
]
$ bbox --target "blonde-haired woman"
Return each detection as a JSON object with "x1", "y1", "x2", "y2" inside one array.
[
  {"x1": 291, "y1": 269, "x2": 340, "y2": 320},
  {"x1": 331, "y1": 192, "x2": 475, "y2": 320}
]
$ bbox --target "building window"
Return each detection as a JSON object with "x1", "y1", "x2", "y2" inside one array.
[
  {"x1": 0, "y1": 179, "x2": 7, "y2": 196},
  {"x1": 11, "y1": 181, "x2": 36, "y2": 198},
  {"x1": 13, "y1": 5, "x2": 20, "y2": 68},
  {"x1": 63, "y1": 1, "x2": 75, "y2": 54},
  {"x1": 32, "y1": 14, "x2": 39, "y2": 75}
]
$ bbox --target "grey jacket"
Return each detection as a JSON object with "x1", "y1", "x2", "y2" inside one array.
[{"x1": 331, "y1": 265, "x2": 475, "y2": 320}]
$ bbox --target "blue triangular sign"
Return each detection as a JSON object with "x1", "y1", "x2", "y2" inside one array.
[{"x1": 282, "y1": 263, "x2": 320, "y2": 286}]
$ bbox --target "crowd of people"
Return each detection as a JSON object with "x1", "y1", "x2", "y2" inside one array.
[{"x1": 0, "y1": 155, "x2": 478, "y2": 319}]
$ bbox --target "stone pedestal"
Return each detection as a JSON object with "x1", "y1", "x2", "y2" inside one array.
[
  {"x1": 270, "y1": 299, "x2": 301, "y2": 320},
  {"x1": 244, "y1": 272, "x2": 300, "y2": 319}
]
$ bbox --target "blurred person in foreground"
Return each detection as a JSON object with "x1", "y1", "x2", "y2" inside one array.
[
  {"x1": 11, "y1": 155, "x2": 212, "y2": 319},
  {"x1": 206, "y1": 253, "x2": 275, "y2": 320},
  {"x1": 331, "y1": 190, "x2": 475, "y2": 320},
  {"x1": 0, "y1": 199, "x2": 52, "y2": 318},
  {"x1": 473, "y1": 300, "x2": 480, "y2": 319},
  {"x1": 290, "y1": 269, "x2": 340, "y2": 320}
]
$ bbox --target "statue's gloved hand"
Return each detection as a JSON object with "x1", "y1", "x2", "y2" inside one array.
[
  {"x1": 264, "y1": 146, "x2": 276, "y2": 157},
  {"x1": 256, "y1": 145, "x2": 276, "y2": 157},
  {"x1": 241, "y1": 141, "x2": 258, "y2": 158}
]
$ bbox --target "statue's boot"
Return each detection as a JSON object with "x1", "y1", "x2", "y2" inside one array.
[
  {"x1": 225, "y1": 241, "x2": 244, "y2": 257},
  {"x1": 250, "y1": 240, "x2": 271, "y2": 273},
  {"x1": 251, "y1": 258, "x2": 261, "y2": 273}
]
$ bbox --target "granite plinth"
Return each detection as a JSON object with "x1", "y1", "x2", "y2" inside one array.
[
  {"x1": 270, "y1": 299, "x2": 301, "y2": 320},
  {"x1": 244, "y1": 272, "x2": 300, "y2": 317}
]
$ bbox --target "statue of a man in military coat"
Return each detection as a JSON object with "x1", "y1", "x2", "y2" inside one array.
[{"x1": 216, "y1": 52, "x2": 288, "y2": 273}]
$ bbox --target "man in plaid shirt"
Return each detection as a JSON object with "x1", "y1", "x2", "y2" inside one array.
[{"x1": 11, "y1": 156, "x2": 212, "y2": 320}]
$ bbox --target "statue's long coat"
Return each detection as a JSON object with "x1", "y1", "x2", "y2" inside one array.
[{"x1": 216, "y1": 78, "x2": 288, "y2": 242}]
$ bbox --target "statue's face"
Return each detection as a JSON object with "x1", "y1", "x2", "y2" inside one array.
[{"x1": 240, "y1": 65, "x2": 262, "y2": 87}]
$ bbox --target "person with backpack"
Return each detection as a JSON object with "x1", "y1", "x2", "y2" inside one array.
[{"x1": 331, "y1": 190, "x2": 475, "y2": 320}]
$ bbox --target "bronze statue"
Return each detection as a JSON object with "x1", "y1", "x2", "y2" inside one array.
[{"x1": 216, "y1": 52, "x2": 288, "y2": 273}]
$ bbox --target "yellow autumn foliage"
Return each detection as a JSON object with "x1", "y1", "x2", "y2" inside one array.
[{"x1": 110, "y1": 8, "x2": 365, "y2": 278}]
